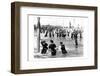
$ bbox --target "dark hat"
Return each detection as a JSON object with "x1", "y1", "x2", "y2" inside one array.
[
  {"x1": 50, "y1": 40, "x2": 53, "y2": 43},
  {"x1": 60, "y1": 42, "x2": 63, "y2": 44}
]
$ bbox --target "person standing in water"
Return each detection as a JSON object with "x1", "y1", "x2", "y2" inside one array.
[
  {"x1": 49, "y1": 40, "x2": 57, "y2": 56},
  {"x1": 41, "y1": 41, "x2": 48, "y2": 54},
  {"x1": 74, "y1": 30, "x2": 78, "y2": 48},
  {"x1": 60, "y1": 42, "x2": 67, "y2": 55}
]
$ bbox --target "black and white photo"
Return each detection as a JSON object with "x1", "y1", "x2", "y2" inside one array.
[{"x1": 32, "y1": 15, "x2": 85, "y2": 59}]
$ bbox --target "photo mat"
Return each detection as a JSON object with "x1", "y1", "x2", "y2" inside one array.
[{"x1": 28, "y1": 14, "x2": 86, "y2": 59}]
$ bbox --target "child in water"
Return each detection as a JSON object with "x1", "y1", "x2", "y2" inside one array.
[{"x1": 60, "y1": 42, "x2": 67, "y2": 55}]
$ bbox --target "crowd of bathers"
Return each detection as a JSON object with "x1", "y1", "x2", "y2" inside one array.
[{"x1": 41, "y1": 40, "x2": 67, "y2": 56}]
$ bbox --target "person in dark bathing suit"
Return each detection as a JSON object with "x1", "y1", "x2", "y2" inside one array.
[
  {"x1": 60, "y1": 42, "x2": 67, "y2": 54},
  {"x1": 49, "y1": 40, "x2": 56, "y2": 56},
  {"x1": 74, "y1": 31, "x2": 78, "y2": 48},
  {"x1": 41, "y1": 41, "x2": 48, "y2": 54}
]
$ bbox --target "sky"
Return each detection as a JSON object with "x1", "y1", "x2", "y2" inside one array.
[{"x1": 29, "y1": 15, "x2": 88, "y2": 28}]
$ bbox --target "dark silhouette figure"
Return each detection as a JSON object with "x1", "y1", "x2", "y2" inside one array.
[
  {"x1": 49, "y1": 32, "x2": 52, "y2": 37},
  {"x1": 56, "y1": 31, "x2": 59, "y2": 37},
  {"x1": 74, "y1": 31, "x2": 78, "y2": 48},
  {"x1": 67, "y1": 31, "x2": 70, "y2": 37},
  {"x1": 49, "y1": 40, "x2": 56, "y2": 56},
  {"x1": 41, "y1": 41, "x2": 48, "y2": 54},
  {"x1": 60, "y1": 42, "x2": 67, "y2": 54},
  {"x1": 45, "y1": 30, "x2": 48, "y2": 37},
  {"x1": 71, "y1": 32, "x2": 74, "y2": 39}
]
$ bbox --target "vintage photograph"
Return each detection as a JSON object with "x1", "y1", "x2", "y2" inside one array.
[{"x1": 32, "y1": 15, "x2": 85, "y2": 59}]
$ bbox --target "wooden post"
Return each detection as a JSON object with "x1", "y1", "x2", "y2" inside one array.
[{"x1": 37, "y1": 17, "x2": 40, "y2": 53}]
